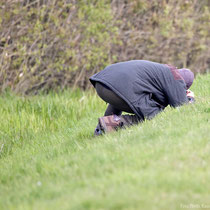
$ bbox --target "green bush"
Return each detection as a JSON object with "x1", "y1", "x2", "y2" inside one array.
[
  {"x1": 112, "y1": 0, "x2": 210, "y2": 71},
  {"x1": 0, "y1": 0, "x2": 118, "y2": 94},
  {"x1": 0, "y1": 0, "x2": 209, "y2": 94}
]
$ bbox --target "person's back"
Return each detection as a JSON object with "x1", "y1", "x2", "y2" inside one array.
[{"x1": 90, "y1": 60, "x2": 188, "y2": 119}]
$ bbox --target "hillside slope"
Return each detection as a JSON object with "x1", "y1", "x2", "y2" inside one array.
[{"x1": 0, "y1": 74, "x2": 209, "y2": 210}]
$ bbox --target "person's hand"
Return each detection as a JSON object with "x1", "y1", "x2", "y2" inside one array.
[
  {"x1": 186, "y1": 89, "x2": 194, "y2": 98},
  {"x1": 186, "y1": 89, "x2": 195, "y2": 103}
]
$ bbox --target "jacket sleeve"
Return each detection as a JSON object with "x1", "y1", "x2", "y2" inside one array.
[
  {"x1": 164, "y1": 80, "x2": 188, "y2": 107},
  {"x1": 134, "y1": 93, "x2": 164, "y2": 120}
]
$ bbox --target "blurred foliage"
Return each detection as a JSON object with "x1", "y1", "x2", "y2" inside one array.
[
  {"x1": 112, "y1": 0, "x2": 210, "y2": 71},
  {"x1": 0, "y1": 0, "x2": 209, "y2": 94}
]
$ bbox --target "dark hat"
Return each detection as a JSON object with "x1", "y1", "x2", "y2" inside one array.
[{"x1": 178, "y1": 68, "x2": 194, "y2": 89}]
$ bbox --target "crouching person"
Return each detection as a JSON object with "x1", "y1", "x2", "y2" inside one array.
[{"x1": 89, "y1": 60, "x2": 195, "y2": 135}]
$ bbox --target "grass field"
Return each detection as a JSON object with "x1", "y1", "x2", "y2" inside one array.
[{"x1": 0, "y1": 74, "x2": 210, "y2": 210}]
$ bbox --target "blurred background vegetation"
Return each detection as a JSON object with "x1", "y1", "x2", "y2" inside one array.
[{"x1": 0, "y1": 0, "x2": 209, "y2": 94}]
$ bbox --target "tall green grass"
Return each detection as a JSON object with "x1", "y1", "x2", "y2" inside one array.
[{"x1": 0, "y1": 74, "x2": 210, "y2": 210}]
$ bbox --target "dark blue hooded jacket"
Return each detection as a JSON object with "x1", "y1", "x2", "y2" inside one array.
[{"x1": 90, "y1": 60, "x2": 187, "y2": 120}]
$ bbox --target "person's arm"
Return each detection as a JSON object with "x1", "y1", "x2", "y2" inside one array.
[
  {"x1": 186, "y1": 89, "x2": 195, "y2": 103},
  {"x1": 164, "y1": 80, "x2": 188, "y2": 108}
]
